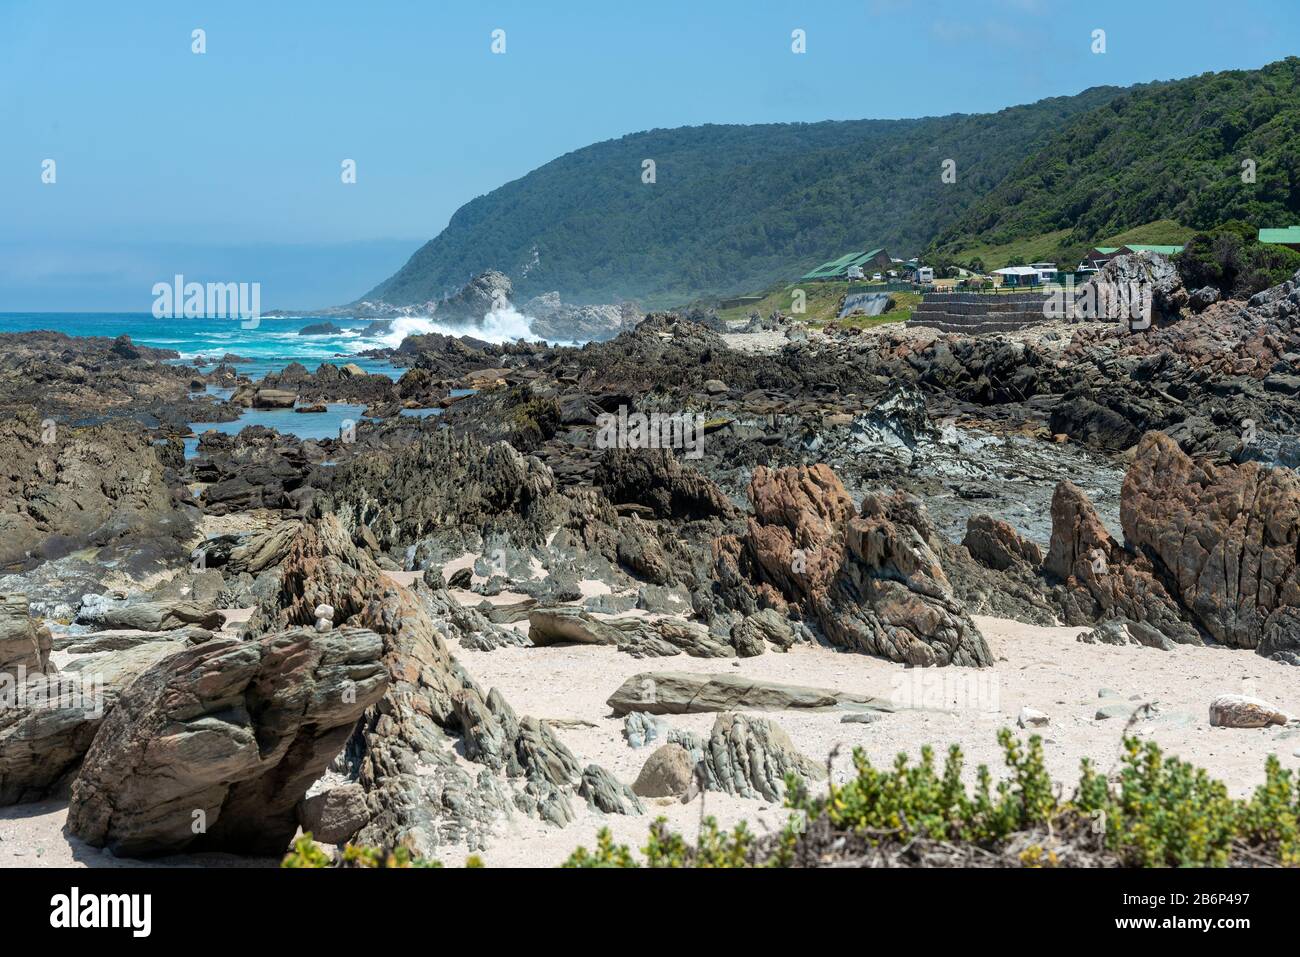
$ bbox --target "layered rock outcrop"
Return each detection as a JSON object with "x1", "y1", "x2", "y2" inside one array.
[
  {"x1": 0, "y1": 594, "x2": 52, "y2": 676},
  {"x1": 1122, "y1": 431, "x2": 1300, "y2": 662},
  {"x1": 1045, "y1": 479, "x2": 1199, "y2": 644},
  {"x1": 244, "y1": 514, "x2": 629, "y2": 855},
  {"x1": 0, "y1": 408, "x2": 195, "y2": 571},
  {"x1": 67, "y1": 626, "x2": 388, "y2": 856},
  {"x1": 742, "y1": 464, "x2": 991, "y2": 666},
  {"x1": 1043, "y1": 431, "x2": 1300, "y2": 661}
]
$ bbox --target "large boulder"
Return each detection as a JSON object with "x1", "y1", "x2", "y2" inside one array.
[
  {"x1": 1045, "y1": 479, "x2": 1200, "y2": 644},
  {"x1": 607, "y1": 671, "x2": 891, "y2": 716},
  {"x1": 67, "y1": 626, "x2": 388, "y2": 856},
  {"x1": 435, "y1": 270, "x2": 513, "y2": 324},
  {"x1": 0, "y1": 638, "x2": 193, "y2": 806},
  {"x1": 1122, "y1": 431, "x2": 1300, "y2": 661},
  {"x1": 632, "y1": 743, "x2": 695, "y2": 798},
  {"x1": 297, "y1": 783, "x2": 370, "y2": 845},
  {"x1": 1073, "y1": 252, "x2": 1188, "y2": 326},
  {"x1": 744, "y1": 464, "x2": 991, "y2": 666}
]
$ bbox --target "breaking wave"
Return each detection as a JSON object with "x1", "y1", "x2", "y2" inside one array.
[{"x1": 366, "y1": 306, "x2": 541, "y2": 351}]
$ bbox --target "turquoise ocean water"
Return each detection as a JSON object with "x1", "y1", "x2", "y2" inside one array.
[
  {"x1": 0, "y1": 312, "x2": 425, "y2": 453},
  {"x1": 0, "y1": 312, "x2": 404, "y2": 381}
]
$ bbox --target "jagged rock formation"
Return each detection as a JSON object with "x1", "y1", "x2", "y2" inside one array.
[
  {"x1": 0, "y1": 594, "x2": 52, "y2": 676},
  {"x1": 319, "y1": 428, "x2": 564, "y2": 553},
  {"x1": 244, "y1": 515, "x2": 627, "y2": 855},
  {"x1": 1073, "y1": 251, "x2": 1189, "y2": 325},
  {"x1": 578, "y1": 764, "x2": 645, "y2": 815},
  {"x1": 67, "y1": 626, "x2": 388, "y2": 856},
  {"x1": 0, "y1": 332, "x2": 217, "y2": 427},
  {"x1": 594, "y1": 448, "x2": 735, "y2": 521},
  {"x1": 962, "y1": 515, "x2": 1042, "y2": 572},
  {"x1": 730, "y1": 608, "x2": 798, "y2": 655},
  {"x1": 679, "y1": 713, "x2": 825, "y2": 802},
  {"x1": 191, "y1": 426, "x2": 325, "y2": 516},
  {"x1": 1122, "y1": 431, "x2": 1300, "y2": 662},
  {"x1": 0, "y1": 408, "x2": 195, "y2": 572},
  {"x1": 1042, "y1": 430, "x2": 1300, "y2": 661},
  {"x1": 1045, "y1": 478, "x2": 1200, "y2": 643},
  {"x1": 741, "y1": 463, "x2": 991, "y2": 666}
]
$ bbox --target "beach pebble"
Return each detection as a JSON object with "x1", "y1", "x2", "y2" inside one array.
[{"x1": 1017, "y1": 706, "x2": 1050, "y2": 729}]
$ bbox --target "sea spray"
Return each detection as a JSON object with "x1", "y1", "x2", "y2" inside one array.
[{"x1": 370, "y1": 305, "x2": 542, "y2": 350}]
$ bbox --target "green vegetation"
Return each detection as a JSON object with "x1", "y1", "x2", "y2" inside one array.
[
  {"x1": 367, "y1": 58, "x2": 1299, "y2": 309},
  {"x1": 932, "y1": 219, "x2": 1195, "y2": 274},
  {"x1": 565, "y1": 817, "x2": 772, "y2": 869},
  {"x1": 931, "y1": 58, "x2": 1300, "y2": 258},
  {"x1": 366, "y1": 87, "x2": 1125, "y2": 309},
  {"x1": 281, "y1": 833, "x2": 457, "y2": 868},
  {"x1": 563, "y1": 732, "x2": 1300, "y2": 868},
  {"x1": 706, "y1": 281, "x2": 916, "y2": 327},
  {"x1": 1176, "y1": 219, "x2": 1300, "y2": 297}
]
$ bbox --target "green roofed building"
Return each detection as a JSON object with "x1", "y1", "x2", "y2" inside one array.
[
  {"x1": 1259, "y1": 226, "x2": 1300, "y2": 251},
  {"x1": 1123, "y1": 244, "x2": 1185, "y2": 255},
  {"x1": 801, "y1": 247, "x2": 892, "y2": 281}
]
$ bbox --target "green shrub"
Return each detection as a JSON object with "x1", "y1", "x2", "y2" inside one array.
[
  {"x1": 565, "y1": 732, "x2": 1300, "y2": 868},
  {"x1": 280, "y1": 833, "x2": 444, "y2": 868},
  {"x1": 789, "y1": 728, "x2": 1056, "y2": 847},
  {"x1": 564, "y1": 817, "x2": 761, "y2": 868},
  {"x1": 1176, "y1": 221, "x2": 1300, "y2": 297}
]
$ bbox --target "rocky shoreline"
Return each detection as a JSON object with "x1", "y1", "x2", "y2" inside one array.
[{"x1": 1, "y1": 253, "x2": 1298, "y2": 867}]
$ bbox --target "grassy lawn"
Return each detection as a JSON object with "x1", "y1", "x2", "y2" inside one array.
[
  {"x1": 934, "y1": 219, "x2": 1194, "y2": 270},
  {"x1": 710, "y1": 281, "x2": 915, "y2": 327}
]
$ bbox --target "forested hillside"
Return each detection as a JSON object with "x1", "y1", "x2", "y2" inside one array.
[
  {"x1": 930, "y1": 58, "x2": 1300, "y2": 260},
  {"x1": 364, "y1": 58, "x2": 1300, "y2": 309},
  {"x1": 363, "y1": 89, "x2": 1124, "y2": 307}
]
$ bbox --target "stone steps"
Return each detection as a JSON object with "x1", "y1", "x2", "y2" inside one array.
[
  {"x1": 907, "y1": 291, "x2": 1056, "y2": 334},
  {"x1": 908, "y1": 318, "x2": 1049, "y2": 334}
]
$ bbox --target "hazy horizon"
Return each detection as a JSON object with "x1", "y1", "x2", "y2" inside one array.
[{"x1": 4, "y1": 0, "x2": 1297, "y2": 310}]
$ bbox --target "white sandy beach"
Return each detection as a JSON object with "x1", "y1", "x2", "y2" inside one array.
[{"x1": 6, "y1": 612, "x2": 1295, "y2": 869}]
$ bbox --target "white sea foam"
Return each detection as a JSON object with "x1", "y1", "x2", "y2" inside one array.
[{"x1": 363, "y1": 306, "x2": 541, "y2": 351}]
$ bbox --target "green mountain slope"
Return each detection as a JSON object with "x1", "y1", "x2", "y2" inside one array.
[
  {"x1": 363, "y1": 88, "x2": 1124, "y2": 308},
  {"x1": 365, "y1": 58, "x2": 1300, "y2": 310},
  {"x1": 930, "y1": 58, "x2": 1300, "y2": 259}
]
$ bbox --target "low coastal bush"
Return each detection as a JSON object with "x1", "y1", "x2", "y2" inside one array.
[
  {"x1": 281, "y1": 833, "x2": 455, "y2": 868},
  {"x1": 280, "y1": 734, "x2": 1299, "y2": 868},
  {"x1": 563, "y1": 732, "x2": 1300, "y2": 868}
]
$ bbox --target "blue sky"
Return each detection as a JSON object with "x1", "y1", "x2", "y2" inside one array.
[{"x1": 1, "y1": 0, "x2": 1295, "y2": 309}]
